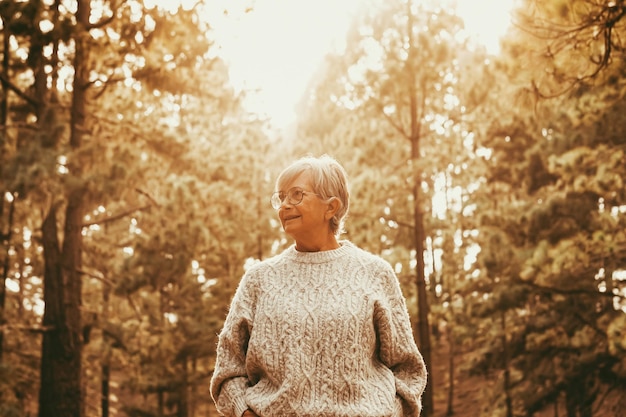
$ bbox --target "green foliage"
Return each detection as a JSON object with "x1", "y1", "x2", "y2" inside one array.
[
  {"x1": 0, "y1": 363, "x2": 25, "y2": 417},
  {"x1": 467, "y1": 4, "x2": 626, "y2": 412},
  {"x1": 0, "y1": 338, "x2": 39, "y2": 417},
  {"x1": 509, "y1": 0, "x2": 626, "y2": 97},
  {"x1": 2, "y1": 0, "x2": 625, "y2": 415},
  {"x1": 0, "y1": 0, "x2": 279, "y2": 415},
  {"x1": 608, "y1": 314, "x2": 626, "y2": 377}
]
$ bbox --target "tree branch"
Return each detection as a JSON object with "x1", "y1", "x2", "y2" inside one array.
[
  {"x1": 77, "y1": 268, "x2": 115, "y2": 287},
  {"x1": 0, "y1": 324, "x2": 55, "y2": 332},
  {"x1": 0, "y1": 72, "x2": 38, "y2": 107},
  {"x1": 81, "y1": 203, "x2": 153, "y2": 228}
]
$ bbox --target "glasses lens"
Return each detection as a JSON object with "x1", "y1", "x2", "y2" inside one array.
[
  {"x1": 289, "y1": 188, "x2": 304, "y2": 204},
  {"x1": 270, "y1": 192, "x2": 283, "y2": 209},
  {"x1": 271, "y1": 188, "x2": 306, "y2": 209}
]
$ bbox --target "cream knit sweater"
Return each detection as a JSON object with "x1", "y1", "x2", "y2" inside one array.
[{"x1": 210, "y1": 241, "x2": 427, "y2": 417}]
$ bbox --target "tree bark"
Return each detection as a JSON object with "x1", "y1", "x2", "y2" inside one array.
[
  {"x1": 0, "y1": 11, "x2": 15, "y2": 363},
  {"x1": 406, "y1": 2, "x2": 433, "y2": 415},
  {"x1": 446, "y1": 324, "x2": 454, "y2": 416},
  {"x1": 38, "y1": 1, "x2": 90, "y2": 416},
  {"x1": 102, "y1": 283, "x2": 111, "y2": 417},
  {"x1": 39, "y1": 205, "x2": 83, "y2": 417},
  {"x1": 501, "y1": 311, "x2": 513, "y2": 417},
  {"x1": 0, "y1": 196, "x2": 14, "y2": 361},
  {"x1": 179, "y1": 355, "x2": 189, "y2": 417}
]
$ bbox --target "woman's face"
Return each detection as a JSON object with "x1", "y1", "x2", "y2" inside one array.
[{"x1": 277, "y1": 171, "x2": 330, "y2": 243}]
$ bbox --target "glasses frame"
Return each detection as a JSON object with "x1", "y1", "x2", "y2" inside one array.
[{"x1": 270, "y1": 187, "x2": 322, "y2": 210}]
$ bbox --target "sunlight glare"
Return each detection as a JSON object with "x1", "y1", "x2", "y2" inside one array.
[
  {"x1": 455, "y1": 0, "x2": 516, "y2": 54},
  {"x1": 6, "y1": 278, "x2": 19, "y2": 293},
  {"x1": 160, "y1": 0, "x2": 515, "y2": 129},
  {"x1": 201, "y1": 0, "x2": 363, "y2": 128}
]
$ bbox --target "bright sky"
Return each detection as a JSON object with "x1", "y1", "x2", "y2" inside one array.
[
  {"x1": 199, "y1": 0, "x2": 515, "y2": 130},
  {"x1": 201, "y1": 0, "x2": 364, "y2": 129}
]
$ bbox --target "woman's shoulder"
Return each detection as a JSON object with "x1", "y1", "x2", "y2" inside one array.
[
  {"x1": 243, "y1": 248, "x2": 292, "y2": 276},
  {"x1": 342, "y1": 241, "x2": 394, "y2": 271},
  {"x1": 342, "y1": 243, "x2": 401, "y2": 295}
]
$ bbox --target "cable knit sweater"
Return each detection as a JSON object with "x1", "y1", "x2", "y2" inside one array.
[{"x1": 210, "y1": 241, "x2": 427, "y2": 417}]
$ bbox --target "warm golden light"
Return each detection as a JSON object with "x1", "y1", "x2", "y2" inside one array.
[{"x1": 195, "y1": 0, "x2": 516, "y2": 129}]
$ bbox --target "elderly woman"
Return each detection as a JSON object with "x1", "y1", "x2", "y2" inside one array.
[{"x1": 210, "y1": 155, "x2": 427, "y2": 417}]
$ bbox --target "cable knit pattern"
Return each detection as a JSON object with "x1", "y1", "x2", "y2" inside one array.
[{"x1": 210, "y1": 241, "x2": 427, "y2": 417}]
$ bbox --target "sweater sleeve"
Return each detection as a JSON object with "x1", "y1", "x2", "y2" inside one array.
[
  {"x1": 210, "y1": 272, "x2": 257, "y2": 417},
  {"x1": 374, "y1": 263, "x2": 428, "y2": 417}
]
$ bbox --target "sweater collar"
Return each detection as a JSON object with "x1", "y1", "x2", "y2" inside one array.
[{"x1": 284, "y1": 240, "x2": 355, "y2": 264}]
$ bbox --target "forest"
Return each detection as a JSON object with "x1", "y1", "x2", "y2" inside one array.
[{"x1": 0, "y1": 0, "x2": 625, "y2": 416}]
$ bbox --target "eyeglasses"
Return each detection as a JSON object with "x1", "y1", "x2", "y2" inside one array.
[{"x1": 270, "y1": 187, "x2": 321, "y2": 210}]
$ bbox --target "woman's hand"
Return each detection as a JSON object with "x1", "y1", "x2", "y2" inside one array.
[{"x1": 242, "y1": 410, "x2": 259, "y2": 417}]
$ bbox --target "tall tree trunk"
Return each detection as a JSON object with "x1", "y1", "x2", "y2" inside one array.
[
  {"x1": 0, "y1": 14, "x2": 8, "y2": 124},
  {"x1": 190, "y1": 357, "x2": 197, "y2": 417},
  {"x1": 501, "y1": 311, "x2": 513, "y2": 417},
  {"x1": 0, "y1": 11, "x2": 13, "y2": 362},
  {"x1": 102, "y1": 283, "x2": 111, "y2": 417},
  {"x1": 101, "y1": 359, "x2": 111, "y2": 417},
  {"x1": 178, "y1": 355, "x2": 189, "y2": 417},
  {"x1": 158, "y1": 390, "x2": 165, "y2": 417},
  {"x1": 39, "y1": 204, "x2": 83, "y2": 417},
  {"x1": 412, "y1": 178, "x2": 433, "y2": 415},
  {"x1": 406, "y1": 2, "x2": 433, "y2": 415},
  {"x1": 446, "y1": 323, "x2": 454, "y2": 416},
  {"x1": 0, "y1": 196, "x2": 14, "y2": 361},
  {"x1": 38, "y1": 1, "x2": 90, "y2": 416},
  {"x1": 565, "y1": 387, "x2": 577, "y2": 417},
  {"x1": 553, "y1": 397, "x2": 559, "y2": 417}
]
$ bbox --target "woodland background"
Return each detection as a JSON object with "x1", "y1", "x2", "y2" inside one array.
[{"x1": 0, "y1": 0, "x2": 625, "y2": 417}]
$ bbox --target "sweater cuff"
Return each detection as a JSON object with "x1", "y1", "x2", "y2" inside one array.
[{"x1": 233, "y1": 397, "x2": 249, "y2": 417}]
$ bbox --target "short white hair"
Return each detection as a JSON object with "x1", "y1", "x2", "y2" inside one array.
[{"x1": 275, "y1": 154, "x2": 350, "y2": 236}]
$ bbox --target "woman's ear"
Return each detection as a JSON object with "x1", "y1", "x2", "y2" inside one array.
[{"x1": 325, "y1": 197, "x2": 341, "y2": 220}]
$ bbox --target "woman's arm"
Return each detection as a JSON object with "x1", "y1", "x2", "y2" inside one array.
[
  {"x1": 210, "y1": 273, "x2": 257, "y2": 417},
  {"x1": 374, "y1": 265, "x2": 428, "y2": 416}
]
